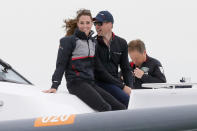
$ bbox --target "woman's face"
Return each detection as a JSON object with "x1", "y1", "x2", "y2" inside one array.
[{"x1": 77, "y1": 15, "x2": 92, "y2": 36}]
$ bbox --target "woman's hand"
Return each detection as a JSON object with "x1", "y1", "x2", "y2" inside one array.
[{"x1": 42, "y1": 88, "x2": 57, "y2": 93}]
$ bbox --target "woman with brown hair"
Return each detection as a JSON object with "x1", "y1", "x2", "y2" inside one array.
[{"x1": 44, "y1": 9, "x2": 126, "y2": 112}]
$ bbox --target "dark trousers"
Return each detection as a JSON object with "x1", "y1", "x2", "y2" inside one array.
[
  {"x1": 67, "y1": 79, "x2": 126, "y2": 112},
  {"x1": 96, "y1": 81, "x2": 130, "y2": 108}
]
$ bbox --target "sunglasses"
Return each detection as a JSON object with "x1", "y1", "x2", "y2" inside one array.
[{"x1": 93, "y1": 21, "x2": 103, "y2": 26}]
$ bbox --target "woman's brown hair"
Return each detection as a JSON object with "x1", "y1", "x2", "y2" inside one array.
[{"x1": 63, "y1": 9, "x2": 92, "y2": 36}]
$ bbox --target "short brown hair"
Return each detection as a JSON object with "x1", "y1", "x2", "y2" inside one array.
[{"x1": 128, "y1": 39, "x2": 146, "y2": 53}]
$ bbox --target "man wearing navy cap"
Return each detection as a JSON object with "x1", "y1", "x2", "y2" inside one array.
[{"x1": 93, "y1": 11, "x2": 133, "y2": 108}]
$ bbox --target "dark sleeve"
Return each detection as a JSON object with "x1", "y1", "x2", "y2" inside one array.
[
  {"x1": 120, "y1": 40, "x2": 133, "y2": 87},
  {"x1": 51, "y1": 37, "x2": 73, "y2": 89},
  {"x1": 141, "y1": 63, "x2": 166, "y2": 83},
  {"x1": 94, "y1": 45, "x2": 125, "y2": 89}
]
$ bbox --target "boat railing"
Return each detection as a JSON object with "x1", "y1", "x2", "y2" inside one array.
[{"x1": 142, "y1": 83, "x2": 197, "y2": 89}]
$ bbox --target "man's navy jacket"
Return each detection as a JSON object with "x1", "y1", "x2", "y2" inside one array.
[{"x1": 130, "y1": 55, "x2": 166, "y2": 89}]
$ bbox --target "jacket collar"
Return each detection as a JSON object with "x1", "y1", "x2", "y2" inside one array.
[
  {"x1": 140, "y1": 55, "x2": 149, "y2": 68},
  {"x1": 96, "y1": 32, "x2": 115, "y2": 45},
  {"x1": 74, "y1": 28, "x2": 94, "y2": 40},
  {"x1": 144, "y1": 55, "x2": 149, "y2": 62}
]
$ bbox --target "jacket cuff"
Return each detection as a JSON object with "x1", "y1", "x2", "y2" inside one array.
[
  {"x1": 51, "y1": 82, "x2": 59, "y2": 90},
  {"x1": 141, "y1": 74, "x2": 148, "y2": 82},
  {"x1": 120, "y1": 83, "x2": 125, "y2": 89}
]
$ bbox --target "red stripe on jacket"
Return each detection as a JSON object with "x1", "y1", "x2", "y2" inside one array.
[
  {"x1": 130, "y1": 62, "x2": 134, "y2": 68},
  {"x1": 72, "y1": 56, "x2": 94, "y2": 61}
]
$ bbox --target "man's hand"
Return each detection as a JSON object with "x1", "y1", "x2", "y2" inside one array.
[
  {"x1": 123, "y1": 85, "x2": 132, "y2": 96},
  {"x1": 42, "y1": 88, "x2": 57, "y2": 93},
  {"x1": 134, "y1": 68, "x2": 144, "y2": 79}
]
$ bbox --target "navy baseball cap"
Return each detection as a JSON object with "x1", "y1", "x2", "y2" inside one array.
[{"x1": 93, "y1": 11, "x2": 114, "y2": 24}]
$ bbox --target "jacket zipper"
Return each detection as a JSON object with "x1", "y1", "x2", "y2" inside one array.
[
  {"x1": 86, "y1": 32, "x2": 93, "y2": 57},
  {"x1": 108, "y1": 45, "x2": 111, "y2": 60},
  {"x1": 87, "y1": 39, "x2": 90, "y2": 56},
  {"x1": 107, "y1": 39, "x2": 112, "y2": 60}
]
